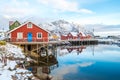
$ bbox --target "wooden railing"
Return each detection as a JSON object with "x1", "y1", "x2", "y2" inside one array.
[
  {"x1": 61, "y1": 35, "x2": 92, "y2": 40},
  {"x1": 6, "y1": 37, "x2": 49, "y2": 42}
]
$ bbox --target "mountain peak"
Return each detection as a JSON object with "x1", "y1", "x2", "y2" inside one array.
[{"x1": 52, "y1": 19, "x2": 69, "y2": 25}]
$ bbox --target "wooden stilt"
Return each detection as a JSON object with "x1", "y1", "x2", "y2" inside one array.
[{"x1": 37, "y1": 44, "x2": 39, "y2": 65}]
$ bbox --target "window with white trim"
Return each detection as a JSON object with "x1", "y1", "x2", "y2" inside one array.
[
  {"x1": 15, "y1": 22, "x2": 18, "y2": 26},
  {"x1": 17, "y1": 32, "x2": 23, "y2": 39},
  {"x1": 8, "y1": 33, "x2": 11, "y2": 38},
  {"x1": 37, "y1": 32, "x2": 42, "y2": 39},
  {"x1": 27, "y1": 22, "x2": 32, "y2": 28}
]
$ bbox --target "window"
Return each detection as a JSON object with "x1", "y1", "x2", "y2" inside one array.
[
  {"x1": 37, "y1": 33, "x2": 42, "y2": 39},
  {"x1": 8, "y1": 33, "x2": 11, "y2": 38},
  {"x1": 15, "y1": 22, "x2": 18, "y2": 26},
  {"x1": 17, "y1": 32, "x2": 23, "y2": 39},
  {"x1": 27, "y1": 22, "x2": 32, "y2": 28}
]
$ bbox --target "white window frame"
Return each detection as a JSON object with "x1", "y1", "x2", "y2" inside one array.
[
  {"x1": 15, "y1": 22, "x2": 18, "y2": 26},
  {"x1": 37, "y1": 32, "x2": 42, "y2": 39},
  {"x1": 27, "y1": 22, "x2": 32, "y2": 28},
  {"x1": 17, "y1": 32, "x2": 23, "y2": 39}
]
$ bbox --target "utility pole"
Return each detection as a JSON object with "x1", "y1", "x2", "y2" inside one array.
[{"x1": 93, "y1": 28, "x2": 94, "y2": 39}]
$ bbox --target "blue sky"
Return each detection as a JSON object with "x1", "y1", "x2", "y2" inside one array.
[{"x1": 0, "y1": 0, "x2": 120, "y2": 25}]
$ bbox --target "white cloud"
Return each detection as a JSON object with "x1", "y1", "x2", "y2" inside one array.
[
  {"x1": 37, "y1": 0, "x2": 94, "y2": 14},
  {"x1": 76, "y1": 0, "x2": 107, "y2": 5},
  {"x1": 12, "y1": 0, "x2": 29, "y2": 7},
  {"x1": 3, "y1": 15, "x2": 13, "y2": 19},
  {"x1": 78, "y1": 62, "x2": 95, "y2": 67},
  {"x1": 52, "y1": 64, "x2": 78, "y2": 80},
  {"x1": 78, "y1": 9, "x2": 94, "y2": 14},
  {"x1": 0, "y1": 0, "x2": 35, "y2": 18},
  {"x1": 2, "y1": 7, "x2": 32, "y2": 14},
  {"x1": 69, "y1": 13, "x2": 120, "y2": 25},
  {"x1": 52, "y1": 62, "x2": 94, "y2": 80},
  {"x1": 1, "y1": 7, "x2": 36, "y2": 19},
  {"x1": 37, "y1": 0, "x2": 77, "y2": 11}
]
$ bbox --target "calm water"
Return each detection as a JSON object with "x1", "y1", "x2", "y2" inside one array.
[{"x1": 50, "y1": 44, "x2": 120, "y2": 80}]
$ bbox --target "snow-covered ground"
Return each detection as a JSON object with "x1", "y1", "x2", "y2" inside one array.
[{"x1": 0, "y1": 43, "x2": 39, "y2": 80}]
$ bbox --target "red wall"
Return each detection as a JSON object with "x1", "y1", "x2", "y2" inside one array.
[{"x1": 11, "y1": 23, "x2": 48, "y2": 42}]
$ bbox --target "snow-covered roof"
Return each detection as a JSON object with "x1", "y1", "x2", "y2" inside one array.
[
  {"x1": 70, "y1": 32, "x2": 78, "y2": 36},
  {"x1": 79, "y1": 32, "x2": 86, "y2": 36}
]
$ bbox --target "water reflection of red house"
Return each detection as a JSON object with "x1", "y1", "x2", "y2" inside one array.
[
  {"x1": 77, "y1": 46, "x2": 86, "y2": 54},
  {"x1": 67, "y1": 48, "x2": 73, "y2": 53},
  {"x1": 61, "y1": 46, "x2": 86, "y2": 53}
]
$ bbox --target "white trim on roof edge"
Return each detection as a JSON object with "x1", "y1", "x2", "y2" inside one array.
[{"x1": 8, "y1": 21, "x2": 50, "y2": 34}]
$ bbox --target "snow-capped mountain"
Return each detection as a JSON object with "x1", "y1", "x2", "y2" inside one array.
[
  {"x1": 39, "y1": 22, "x2": 57, "y2": 31},
  {"x1": 52, "y1": 20, "x2": 81, "y2": 32},
  {"x1": 39, "y1": 19, "x2": 92, "y2": 36}
]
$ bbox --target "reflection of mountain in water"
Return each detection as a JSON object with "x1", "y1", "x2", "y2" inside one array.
[{"x1": 59, "y1": 46, "x2": 86, "y2": 56}]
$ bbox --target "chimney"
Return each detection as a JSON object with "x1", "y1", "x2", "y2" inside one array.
[
  {"x1": 9, "y1": 21, "x2": 14, "y2": 26},
  {"x1": 9, "y1": 21, "x2": 14, "y2": 30}
]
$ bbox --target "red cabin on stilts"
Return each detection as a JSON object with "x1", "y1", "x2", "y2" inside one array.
[{"x1": 8, "y1": 21, "x2": 49, "y2": 42}]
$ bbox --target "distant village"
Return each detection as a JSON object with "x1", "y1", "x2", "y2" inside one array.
[{"x1": 0, "y1": 20, "x2": 120, "y2": 44}]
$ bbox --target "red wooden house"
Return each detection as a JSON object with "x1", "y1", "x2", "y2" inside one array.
[
  {"x1": 61, "y1": 34, "x2": 67, "y2": 40},
  {"x1": 77, "y1": 32, "x2": 92, "y2": 39},
  {"x1": 67, "y1": 32, "x2": 73, "y2": 39},
  {"x1": 61, "y1": 32, "x2": 77, "y2": 40},
  {"x1": 77, "y1": 32, "x2": 83, "y2": 39},
  {"x1": 8, "y1": 21, "x2": 49, "y2": 42}
]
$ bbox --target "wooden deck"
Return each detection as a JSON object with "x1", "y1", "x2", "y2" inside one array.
[
  {"x1": 10, "y1": 40, "x2": 61, "y2": 45},
  {"x1": 9, "y1": 39, "x2": 98, "y2": 45}
]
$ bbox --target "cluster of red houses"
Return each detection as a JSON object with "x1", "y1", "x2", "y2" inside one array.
[
  {"x1": 7, "y1": 21, "x2": 92, "y2": 42},
  {"x1": 61, "y1": 32, "x2": 92, "y2": 40}
]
